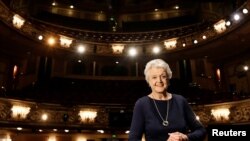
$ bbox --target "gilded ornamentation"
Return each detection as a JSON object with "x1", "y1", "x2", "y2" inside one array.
[
  {"x1": 1, "y1": 98, "x2": 250, "y2": 128},
  {"x1": 0, "y1": 103, "x2": 11, "y2": 120},
  {"x1": 230, "y1": 105, "x2": 250, "y2": 122}
]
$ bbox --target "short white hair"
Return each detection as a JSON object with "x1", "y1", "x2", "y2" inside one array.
[{"x1": 144, "y1": 59, "x2": 172, "y2": 83}]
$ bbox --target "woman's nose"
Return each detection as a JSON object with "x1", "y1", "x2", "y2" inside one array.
[{"x1": 157, "y1": 77, "x2": 162, "y2": 82}]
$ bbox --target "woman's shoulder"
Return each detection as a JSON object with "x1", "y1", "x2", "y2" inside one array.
[
  {"x1": 134, "y1": 96, "x2": 150, "y2": 105},
  {"x1": 136, "y1": 95, "x2": 149, "y2": 102}
]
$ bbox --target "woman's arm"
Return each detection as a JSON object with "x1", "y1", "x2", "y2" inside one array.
[
  {"x1": 128, "y1": 98, "x2": 145, "y2": 141},
  {"x1": 183, "y1": 98, "x2": 207, "y2": 141}
]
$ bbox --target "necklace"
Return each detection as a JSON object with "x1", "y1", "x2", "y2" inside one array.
[{"x1": 152, "y1": 95, "x2": 170, "y2": 126}]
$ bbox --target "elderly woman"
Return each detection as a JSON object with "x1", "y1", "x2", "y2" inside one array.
[{"x1": 128, "y1": 59, "x2": 207, "y2": 141}]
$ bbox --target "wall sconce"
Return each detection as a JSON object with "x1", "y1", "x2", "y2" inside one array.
[
  {"x1": 60, "y1": 35, "x2": 73, "y2": 48},
  {"x1": 112, "y1": 44, "x2": 125, "y2": 54},
  {"x1": 13, "y1": 65, "x2": 19, "y2": 79},
  {"x1": 12, "y1": 14, "x2": 25, "y2": 29},
  {"x1": 164, "y1": 38, "x2": 177, "y2": 50},
  {"x1": 214, "y1": 19, "x2": 226, "y2": 33},
  {"x1": 211, "y1": 108, "x2": 230, "y2": 122},
  {"x1": 11, "y1": 105, "x2": 30, "y2": 119},
  {"x1": 79, "y1": 109, "x2": 97, "y2": 123}
]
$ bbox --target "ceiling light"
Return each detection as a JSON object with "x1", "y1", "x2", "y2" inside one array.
[
  {"x1": 77, "y1": 45, "x2": 85, "y2": 53},
  {"x1": 53, "y1": 129, "x2": 58, "y2": 132},
  {"x1": 242, "y1": 8, "x2": 248, "y2": 14},
  {"x1": 64, "y1": 129, "x2": 69, "y2": 133},
  {"x1": 97, "y1": 130, "x2": 104, "y2": 133},
  {"x1": 17, "y1": 127, "x2": 22, "y2": 130},
  {"x1": 233, "y1": 14, "x2": 240, "y2": 21},
  {"x1": 152, "y1": 46, "x2": 160, "y2": 54},
  {"x1": 243, "y1": 65, "x2": 249, "y2": 71},
  {"x1": 128, "y1": 48, "x2": 137, "y2": 57},
  {"x1": 202, "y1": 35, "x2": 207, "y2": 39},
  {"x1": 41, "y1": 113, "x2": 48, "y2": 121},
  {"x1": 225, "y1": 20, "x2": 231, "y2": 26},
  {"x1": 47, "y1": 37, "x2": 56, "y2": 46},
  {"x1": 38, "y1": 35, "x2": 43, "y2": 40}
]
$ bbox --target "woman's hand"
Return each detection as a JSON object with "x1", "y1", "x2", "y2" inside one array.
[{"x1": 167, "y1": 132, "x2": 188, "y2": 141}]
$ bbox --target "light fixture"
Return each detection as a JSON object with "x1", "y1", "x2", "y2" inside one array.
[
  {"x1": 11, "y1": 105, "x2": 30, "y2": 119},
  {"x1": 214, "y1": 19, "x2": 227, "y2": 33},
  {"x1": 128, "y1": 47, "x2": 137, "y2": 57},
  {"x1": 48, "y1": 136, "x2": 56, "y2": 141},
  {"x1": 112, "y1": 44, "x2": 125, "y2": 54},
  {"x1": 0, "y1": 135, "x2": 12, "y2": 141},
  {"x1": 242, "y1": 8, "x2": 248, "y2": 14},
  {"x1": 243, "y1": 65, "x2": 249, "y2": 71},
  {"x1": 41, "y1": 113, "x2": 48, "y2": 121},
  {"x1": 13, "y1": 65, "x2": 18, "y2": 79},
  {"x1": 233, "y1": 13, "x2": 240, "y2": 21},
  {"x1": 164, "y1": 38, "x2": 177, "y2": 50},
  {"x1": 47, "y1": 37, "x2": 56, "y2": 46},
  {"x1": 79, "y1": 109, "x2": 97, "y2": 123},
  {"x1": 216, "y1": 68, "x2": 221, "y2": 82},
  {"x1": 38, "y1": 35, "x2": 43, "y2": 40},
  {"x1": 125, "y1": 130, "x2": 130, "y2": 134},
  {"x1": 17, "y1": 127, "x2": 22, "y2": 130},
  {"x1": 60, "y1": 35, "x2": 73, "y2": 48},
  {"x1": 77, "y1": 45, "x2": 86, "y2": 53},
  {"x1": 225, "y1": 20, "x2": 231, "y2": 26},
  {"x1": 193, "y1": 39, "x2": 198, "y2": 44},
  {"x1": 152, "y1": 46, "x2": 161, "y2": 54},
  {"x1": 12, "y1": 14, "x2": 25, "y2": 29},
  {"x1": 64, "y1": 129, "x2": 69, "y2": 133},
  {"x1": 202, "y1": 35, "x2": 207, "y2": 40},
  {"x1": 211, "y1": 108, "x2": 230, "y2": 122},
  {"x1": 174, "y1": 5, "x2": 179, "y2": 10},
  {"x1": 97, "y1": 130, "x2": 104, "y2": 133},
  {"x1": 52, "y1": 2, "x2": 56, "y2": 6},
  {"x1": 182, "y1": 42, "x2": 186, "y2": 47}
]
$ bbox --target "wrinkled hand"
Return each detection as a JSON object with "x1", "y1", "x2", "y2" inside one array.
[{"x1": 167, "y1": 132, "x2": 188, "y2": 141}]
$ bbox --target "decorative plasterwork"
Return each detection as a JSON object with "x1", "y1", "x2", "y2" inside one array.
[{"x1": 1, "y1": 98, "x2": 250, "y2": 127}]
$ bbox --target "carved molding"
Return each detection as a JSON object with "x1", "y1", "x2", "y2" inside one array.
[{"x1": 1, "y1": 98, "x2": 250, "y2": 128}]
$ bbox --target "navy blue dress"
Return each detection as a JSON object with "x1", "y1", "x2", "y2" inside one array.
[{"x1": 128, "y1": 94, "x2": 207, "y2": 141}]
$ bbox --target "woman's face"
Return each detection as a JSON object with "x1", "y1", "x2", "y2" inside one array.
[{"x1": 147, "y1": 67, "x2": 168, "y2": 94}]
